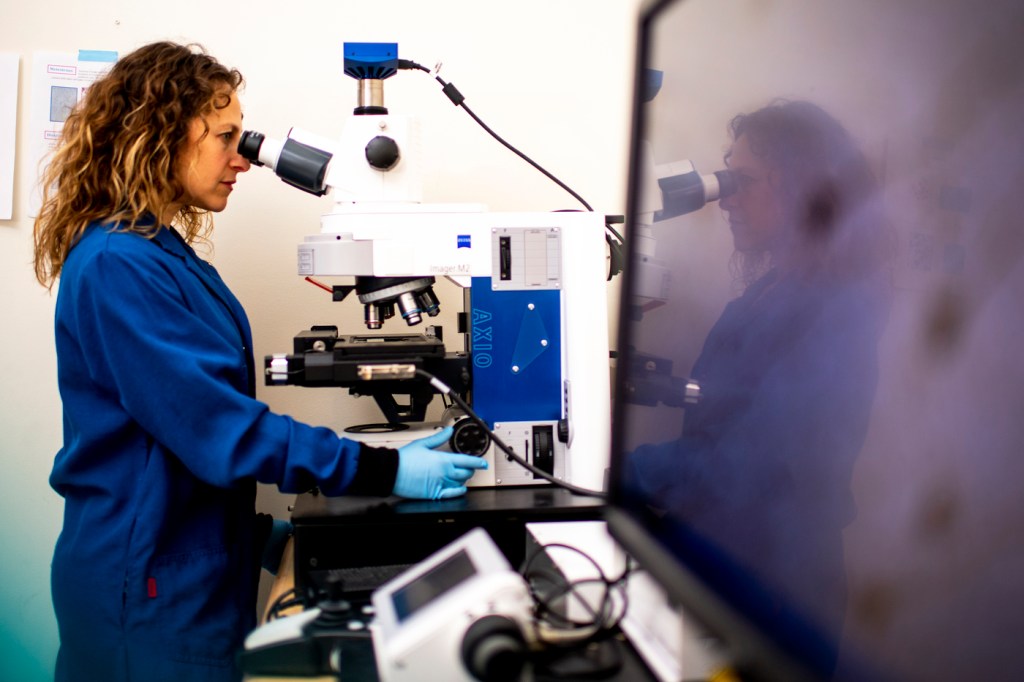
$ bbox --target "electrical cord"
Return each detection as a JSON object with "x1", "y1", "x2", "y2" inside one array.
[
  {"x1": 519, "y1": 541, "x2": 633, "y2": 650},
  {"x1": 399, "y1": 59, "x2": 593, "y2": 211},
  {"x1": 398, "y1": 59, "x2": 626, "y2": 280},
  {"x1": 266, "y1": 586, "x2": 305, "y2": 622},
  {"x1": 415, "y1": 368, "x2": 607, "y2": 500}
]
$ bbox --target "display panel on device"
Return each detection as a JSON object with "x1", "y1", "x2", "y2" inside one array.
[
  {"x1": 609, "y1": 0, "x2": 1024, "y2": 680},
  {"x1": 392, "y1": 550, "x2": 476, "y2": 622}
]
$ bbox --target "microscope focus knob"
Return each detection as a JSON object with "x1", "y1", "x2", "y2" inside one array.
[
  {"x1": 365, "y1": 135, "x2": 401, "y2": 170},
  {"x1": 451, "y1": 418, "x2": 492, "y2": 456}
]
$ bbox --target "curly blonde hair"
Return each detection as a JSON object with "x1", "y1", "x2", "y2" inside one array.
[{"x1": 32, "y1": 41, "x2": 243, "y2": 288}]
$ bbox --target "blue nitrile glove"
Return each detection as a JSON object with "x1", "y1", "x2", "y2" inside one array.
[{"x1": 393, "y1": 426, "x2": 489, "y2": 500}]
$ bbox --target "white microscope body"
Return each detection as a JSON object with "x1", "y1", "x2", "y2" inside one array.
[{"x1": 243, "y1": 43, "x2": 610, "y2": 492}]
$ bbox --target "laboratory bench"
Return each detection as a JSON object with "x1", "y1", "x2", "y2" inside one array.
[{"x1": 286, "y1": 485, "x2": 607, "y2": 603}]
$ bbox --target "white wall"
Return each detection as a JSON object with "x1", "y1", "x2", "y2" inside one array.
[{"x1": 0, "y1": 1, "x2": 641, "y2": 677}]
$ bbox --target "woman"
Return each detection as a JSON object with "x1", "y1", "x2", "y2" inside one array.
[
  {"x1": 627, "y1": 100, "x2": 892, "y2": 675},
  {"x1": 32, "y1": 41, "x2": 485, "y2": 682}
]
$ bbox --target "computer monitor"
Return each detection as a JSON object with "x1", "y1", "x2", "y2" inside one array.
[{"x1": 607, "y1": 1, "x2": 1024, "y2": 680}]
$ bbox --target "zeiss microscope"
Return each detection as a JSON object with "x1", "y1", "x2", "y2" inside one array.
[{"x1": 240, "y1": 43, "x2": 611, "y2": 492}]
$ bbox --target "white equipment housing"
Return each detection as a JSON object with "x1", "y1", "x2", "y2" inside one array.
[{"x1": 370, "y1": 528, "x2": 534, "y2": 682}]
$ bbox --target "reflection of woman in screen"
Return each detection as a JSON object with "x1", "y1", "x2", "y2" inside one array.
[{"x1": 626, "y1": 100, "x2": 891, "y2": 667}]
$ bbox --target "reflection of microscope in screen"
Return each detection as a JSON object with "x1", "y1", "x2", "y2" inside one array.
[
  {"x1": 629, "y1": 75, "x2": 736, "y2": 320},
  {"x1": 621, "y1": 350, "x2": 703, "y2": 409},
  {"x1": 621, "y1": 158, "x2": 731, "y2": 414},
  {"x1": 622, "y1": 69, "x2": 737, "y2": 412}
]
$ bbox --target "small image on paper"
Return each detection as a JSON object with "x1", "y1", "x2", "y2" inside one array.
[{"x1": 49, "y1": 85, "x2": 78, "y2": 123}]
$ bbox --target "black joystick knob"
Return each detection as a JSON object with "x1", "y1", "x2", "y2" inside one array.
[
  {"x1": 311, "y1": 573, "x2": 351, "y2": 630},
  {"x1": 324, "y1": 573, "x2": 346, "y2": 603}
]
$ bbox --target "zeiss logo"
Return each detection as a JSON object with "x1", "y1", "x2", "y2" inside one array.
[{"x1": 457, "y1": 235, "x2": 472, "y2": 249}]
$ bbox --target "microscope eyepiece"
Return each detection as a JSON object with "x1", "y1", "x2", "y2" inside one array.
[
  {"x1": 238, "y1": 130, "x2": 265, "y2": 166},
  {"x1": 655, "y1": 167, "x2": 737, "y2": 221},
  {"x1": 240, "y1": 130, "x2": 333, "y2": 197},
  {"x1": 714, "y1": 169, "x2": 738, "y2": 201}
]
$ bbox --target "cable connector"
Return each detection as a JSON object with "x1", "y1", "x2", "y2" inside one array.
[
  {"x1": 408, "y1": 61, "x2": 596, "y2": 213},
  {"x1": 440, "y1": 81, "x2": 465, "y2": 107},
  {"x1": 416, "y1": 369, "x2": 452, "y2": 395},
  {"x1": 398, "y1": 59, "x2": 431, "y2": 73}
]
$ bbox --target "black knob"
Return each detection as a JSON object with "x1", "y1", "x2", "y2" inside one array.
[
  {"x1": 451, "y1": 419, "x2": 491, "y2": 456},
  {"x1": 310, "y1": 573, "x2": 351, "y2": 630},
  {"x1": 325, "y1": 572, "x2": 346, "y2": 603},
  {"x1": 557, "y1": 419, "x2": 570, "y2": 444},
  {"x1": 461, "y1": 616, "x2": 526, "y2": 682},
  {"x1": 365, "y1": 135, "x2": 401, "y2": 170}
]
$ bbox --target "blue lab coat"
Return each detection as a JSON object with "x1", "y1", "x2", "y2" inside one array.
[{"x1": 49, "y1": 221, "x2": 397, "y2": 682}]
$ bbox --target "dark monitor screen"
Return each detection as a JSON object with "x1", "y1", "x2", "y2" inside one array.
[{"x1": 608, "y1": 1, "x2": 1024, "y2": 680}]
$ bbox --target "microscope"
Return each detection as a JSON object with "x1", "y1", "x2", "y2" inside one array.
[
  {"x1": 240, "y1": 43, "x2": 611, "y2": 492},
  {"x1": 619, "y1": 68, "x2": 737, "y2": 411}
]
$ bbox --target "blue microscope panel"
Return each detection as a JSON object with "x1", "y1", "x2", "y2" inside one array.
[{"x1": 469, "y1": 278, "x2": 562, "y2": 425}]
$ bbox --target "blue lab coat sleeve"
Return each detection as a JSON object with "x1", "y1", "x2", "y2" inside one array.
[
  {"x1": 48, "y1": 224, "x2": 396, "y2": 682},
  {"x1": 59, "y1": 228, "x2": 383, "y2": 495}
]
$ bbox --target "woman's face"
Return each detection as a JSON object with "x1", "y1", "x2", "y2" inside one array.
[
  {"x1": 720, "y1": 133, "x2": 786, "y2": 254},
  {"x1": 174, "y1": 90, "x2": 250, "y2": 214}
]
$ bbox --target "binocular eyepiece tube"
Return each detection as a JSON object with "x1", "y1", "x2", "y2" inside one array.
[{"x1": 239, "y1": 130, "x2": 334, "y2": 197}]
